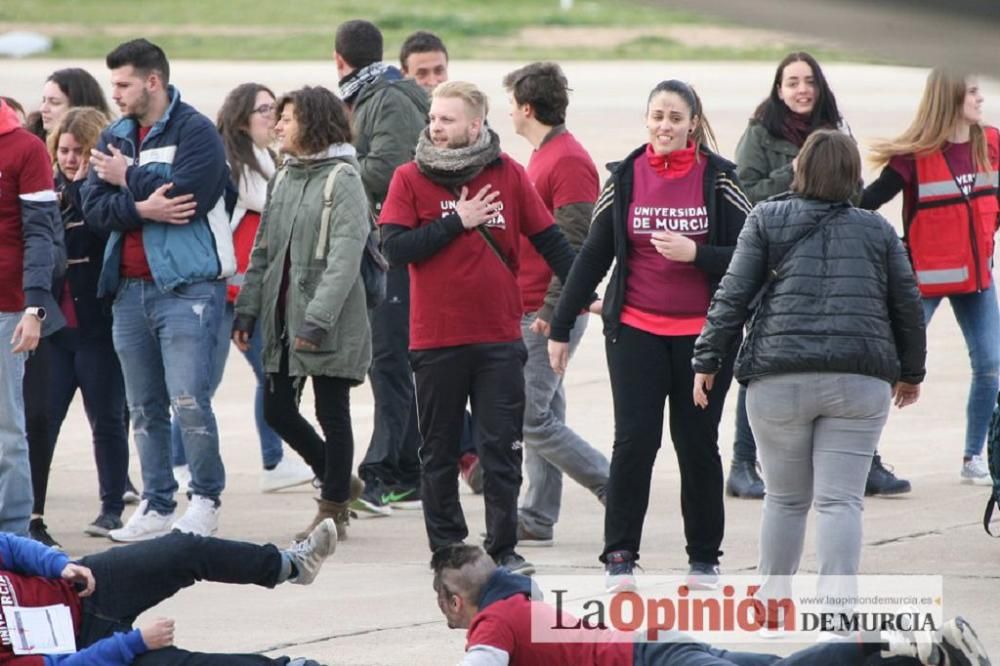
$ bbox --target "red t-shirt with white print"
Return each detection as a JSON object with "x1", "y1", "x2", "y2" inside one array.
[
  {"x1": 518, "y1": 131, "x2": 599, "y2": 313},
  {"x1": 378, "y1": 154, "x2": 554, "y2": 350}
]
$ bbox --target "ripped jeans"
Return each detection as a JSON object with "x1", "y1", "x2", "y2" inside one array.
[{"x1": 112, "y1": 279, "x2": 226, "y2": 513}]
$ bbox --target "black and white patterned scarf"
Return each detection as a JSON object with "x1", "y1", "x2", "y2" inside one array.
[{"x1": 339, "y1": 61, "x2": 390, "y2": 106}]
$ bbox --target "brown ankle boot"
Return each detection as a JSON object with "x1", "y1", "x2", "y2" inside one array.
[
  {"x1": 349, "y1": 475, "x2": 365, "y2": 503},
  {"x1": 295, "y1": 498, "x2": 352, "y2": 542}
]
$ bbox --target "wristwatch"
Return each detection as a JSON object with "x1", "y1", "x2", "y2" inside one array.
[{"x1": 24, "y1": 306, "x2": 46, "y2": 321}]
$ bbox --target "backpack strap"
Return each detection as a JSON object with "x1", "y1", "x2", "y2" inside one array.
[
  {"x1": 316, "y1": 163, "x2": 352, "y2": 260},
  {"x1": 273, "y1": 167, "x2": 288, "y2": 189}
]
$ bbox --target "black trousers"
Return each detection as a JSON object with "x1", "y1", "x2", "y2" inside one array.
[
  {"x1": 48, "y1": 329, "x2": 129, "y2": 516},
  {"x1": 359, "y1": 266, "x2": 421, "y2": 487},
  {"x1": 78, "y1": 532, "x2": 292, "y2": 665},
  {"x1": 411, "y1": 341, "x2": 527, "y2": 559},
  {"x1": 24, "y1": 337, "x2": 53, "y2": 515},
  {"x1": 263, "y1": 349, "x2": 354, "y2": 502},
  {"x1": 603, "y1": 325, "x2": 734, "y2": 565}
]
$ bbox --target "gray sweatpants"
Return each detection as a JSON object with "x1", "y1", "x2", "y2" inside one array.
[
  {"x1": 519, "y1": 313, "x2": 609, "y2": 537},
  {"x1": 746, "y1": 373, "x2": 891, "y2": 608}
]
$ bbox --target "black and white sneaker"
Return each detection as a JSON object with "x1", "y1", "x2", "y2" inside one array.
[
  {"x1": 496, "y1": 552, "x2": 535, "y2": 576},
  {"x1": 939, "y1": 616, "x2": 991, "y2": 666},
  {"x1": 84, "y1": 512, "x2": 123, "y2": 538},
  {"x1": 29, "y1": 518, "x2": 63, "y2": 551},
  {"x1": 686, "y1": 562, "x2": 720, "y2": 591},
  {"x1": 605, "y1": 550, "x2": 637, "y2": 593}
]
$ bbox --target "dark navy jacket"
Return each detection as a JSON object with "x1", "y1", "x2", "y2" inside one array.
[{"x1": 82, "y1": 86, "x2": 235, "y2": 297}]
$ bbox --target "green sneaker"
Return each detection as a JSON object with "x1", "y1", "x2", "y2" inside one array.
[
  {"x1": 381, "y1": 484, "x2": 422, "y2": 510},
  {"x1": 350, "y1": 478, "x2": 392, "y2": 518}
]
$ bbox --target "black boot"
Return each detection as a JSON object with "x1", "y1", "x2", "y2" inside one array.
[
  {"x1": 865, "y1": 453, "x2": 911, "y2": 496},
  {"x1": 726, "y1": 460, "x2": 765, "y2": 499}
]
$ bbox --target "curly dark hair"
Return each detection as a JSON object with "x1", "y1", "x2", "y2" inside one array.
[{"x1": 275, "y1": 86, "x2": 352, "y2": 156}]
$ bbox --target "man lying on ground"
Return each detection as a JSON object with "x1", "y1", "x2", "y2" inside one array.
[
  {"x1": 0, "y1": 520, "x2": 337, "y2": 665},
  {"x1": 431, "y1": 544, "x2": 990, "y2": 666}
]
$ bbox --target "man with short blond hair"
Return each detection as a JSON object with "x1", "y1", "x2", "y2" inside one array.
[{"x1": 378, "y1": 81, "x2": 577, "y2": 575}]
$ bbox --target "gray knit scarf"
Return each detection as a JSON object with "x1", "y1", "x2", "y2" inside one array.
[{"x1": 414, "y1": 127, "x2": 502, "y2": 189}]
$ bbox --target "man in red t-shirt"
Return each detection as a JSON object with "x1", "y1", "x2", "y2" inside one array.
[
  {"x1": 502, "y1": 62, "x2": 610, "y2": 548},
  {"x1": 431, "y1": 544, "x2": 990, "y2": 666},
  {"x1": 379, "y1": 81, "x2": 576, "y2": 574}
]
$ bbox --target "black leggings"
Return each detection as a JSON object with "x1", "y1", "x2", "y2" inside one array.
[
  {"x1": 603, "y1": 325, "x2": 734, "y2": 565},
  {"x1": 263, "y1": 348, "x2": 354, "y2": 502},
  {"x1": 24, "y1": 338, "x2": 53, "y2": 516}
]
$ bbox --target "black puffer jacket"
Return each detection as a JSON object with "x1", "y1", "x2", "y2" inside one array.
[{"x1": 692, "y1": 194, "x2": 926, "y2": 385}]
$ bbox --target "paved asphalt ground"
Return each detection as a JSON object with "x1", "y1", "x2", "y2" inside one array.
[{"x1": 5, "y1": 59, "x2": 1000, "y2": 664}]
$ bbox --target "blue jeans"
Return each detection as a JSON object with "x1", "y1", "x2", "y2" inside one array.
[
  {"x1": 171, "y1": 303, "x2": 283, "y2": 469},
  {"x1": 923, "y1": 282, "x2": 1000, "y2": 459},
  {"x1": 0, "y1": 312, "x2": 32, "y2": 535},
  {"x1": 635, "y1": 636, "x2": 912, "y2": 665},
  {"x1": 112, "y1": 279, "x2": 226, "y2": 513}
]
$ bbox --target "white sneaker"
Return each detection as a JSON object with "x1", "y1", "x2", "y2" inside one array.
[
  {"x1": 285, "y1": 518, "x2": 337, "y2": 585},
  {"x1": 260, "y1": 456, "x2": 315, "y2": 493},
  {"x1": 960, "y1": 455, "x2": 991, "y2": 485},
  {"x1": 171, "y1": 495, "x2": 220, "y2": 536},
  {"x1": 108, "y1": 500, "x2": 176, "y2": 542},
  {"x1": 173, "y1": 465, "x2": 192, "y2": 494}
]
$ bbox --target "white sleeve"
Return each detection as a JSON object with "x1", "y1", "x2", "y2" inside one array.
[{"x1": 460, "y1": 644, "x2": 510, "y2": 666}]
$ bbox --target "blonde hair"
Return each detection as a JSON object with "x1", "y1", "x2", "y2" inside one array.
[
  {"x1": 869, "y1": 68, "x2": 991, "y2": 172},
  {"x1": 432, "y1": 80, "x2": 489, "y2": 120},
  {"x1": 47, "y1": 106, "x2": 111, "y2": 165}
]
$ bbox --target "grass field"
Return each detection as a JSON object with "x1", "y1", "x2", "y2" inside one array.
[{"x1": 0, "y1": 0, "x2": 856, "y2": 61}]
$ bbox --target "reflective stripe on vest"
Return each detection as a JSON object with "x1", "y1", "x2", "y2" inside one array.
[
  {"x1": 908, "y1": 126, "x2": 1000, "y2": 297},
  {"x1": 917, "y1": 172, "x2": 999, "y2": 203},
  {"x1": 915, "y1": 266, "x2": 969, "y2": 285}
]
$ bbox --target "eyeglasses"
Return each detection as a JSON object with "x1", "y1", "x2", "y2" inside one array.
[{"x1": 252, "y1": 103, "x2": 275, "y2": 116}]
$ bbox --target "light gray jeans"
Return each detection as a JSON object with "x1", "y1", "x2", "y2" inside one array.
[
  {"x1": 747, "y1": 372, "x2": 891, "y2": 609},
  {"x1": 0, "y1": 312, "x2": 32, "y2": 535},
  {"x1": 519, "y1": 313, "x2": 609, "y2": 537}
]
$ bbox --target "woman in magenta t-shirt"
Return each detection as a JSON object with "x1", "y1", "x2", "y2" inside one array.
[{"x1": 548, "y1": 80, "x2": 751, "y2": 593}]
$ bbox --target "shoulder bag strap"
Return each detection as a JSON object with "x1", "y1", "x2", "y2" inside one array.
[
  {"x1": 316, "y1": 163, "x2": 352, "y2": 260},
  {"x1": 447, "y1": 186, "x2": 516, "y2": 276},
  {"x1": 747, "y1": 207, "x2": 843, "y2": 311}
]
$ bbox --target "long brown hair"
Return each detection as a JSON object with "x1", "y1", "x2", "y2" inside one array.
[
  {"x1": 217, "y1": 83, "x2": 276, "y2": 187},
  {"x1": 869, "y1": 68, "x2": 991, "y2": 172}
]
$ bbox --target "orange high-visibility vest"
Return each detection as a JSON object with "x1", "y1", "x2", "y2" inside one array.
[{"x1": 907, "y1": 127, "x2": 1000, "y2": 297}]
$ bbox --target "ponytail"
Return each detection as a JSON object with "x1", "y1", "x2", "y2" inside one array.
[{"x1": 647, "y1": 79, "x2": 718, "y2": 155}]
